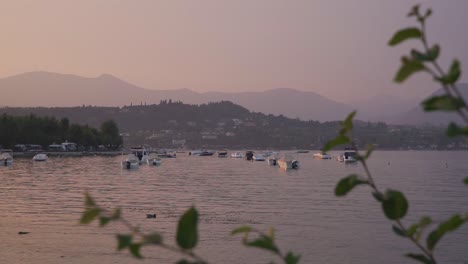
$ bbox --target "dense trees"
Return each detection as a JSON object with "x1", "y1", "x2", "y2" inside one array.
[{"x1": 0, "y1": 114, "x2": 122, "y2": 150}]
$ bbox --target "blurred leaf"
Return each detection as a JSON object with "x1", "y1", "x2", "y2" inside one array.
[
  {"x1": 405, "y1": 253, "x2": 434, "y2": 264},
  {"x1": 422, "y1": 95, "x2": 465, "y2": 112},
  {"x1": 129, "y1": 243, "x2": 143, "y2": 259},
  {"x1": 424, "y1": 8, "x2": 432, "y2": 18},
  {"x1": 231, "y1": 226, "x2": 252, "y2": 236},
  {"x1": 80, "y1": 208, "x2": 101, "y2": 224},
  {"x1": 116, "y1": 234, "x2": 132, "y2": 251},
  {"x1": 436, "y1": 60, "x2": 461, "y2": 84},
  {"x1": 176, "y1": 260, "x2": 201, "y2": 264},
  {"x1": 245, "y1": 235, "x2": 279, "y2": 254},
  {"x1": 427, "y1": 214, "x2": 465, "y2": 250},
  {"x1": 176, "y1": 207, "x2": 199, "y2": 250},
  {"x1": 364, "y1": 144, "x2": 374, "y2": 159},
  {"x1": 392, "y1": 225, "x2": 407, "y2": 237},
  {"x1": 372, "y1": 192, "x2": 385, "y2": 202},
  {"x1": 464, "y1": 177, "x2": 468, "y2": 185},
  {"x1": 143, "y1": 232, "x2": 163, "y2": 245},
  {"x1": 406, "y1": 216, "x2": 432, "y2": 239},
  {"x1": 446, "y1": 123, "x2": 468, "y2": 137},
  {"x1": 335, "y1": 174, "x2": 368, "y2": 196},
  {"x1": 99, "y1": 216, "x2": 111, "y2": 227},
  {"x1": 394, "y1": 57, "x2": 425, "y2": 83},
  {"x1": 389, "y1": 28, "x2": 422, "y2": 46},
  {"x1": 85, "y1": 192, "x2": 96, "y2": 207},
  {"x1": 343, "y1": 111, "x2": 357, "y2": 131},
  {"x1": 382, "y1": 190, "x2": 408, "y2": 220},
  {"x1": 411, "y1": 45, "x2": 439, "y2": 61},
  {"x1": 268, "y1": 227, "x2": 275, "y2": 240},
  {"x1": 284, "y1": 252, "x2": 301, "y2": 264},
  {"x1": 323, "y1": 134, "x2": 349, "y2": 153}
]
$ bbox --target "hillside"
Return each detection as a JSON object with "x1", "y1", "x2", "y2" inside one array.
[
  {"x1": 0, "y1": 101, "x2": 464, "y2": 150},
  {"x1": 0, "y1": 72, "x2": 351, "y2": 122}
]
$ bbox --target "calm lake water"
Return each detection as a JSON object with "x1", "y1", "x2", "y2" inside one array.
[{"x1": 1, "y1": 151, "x2": 467, "y2": 264}]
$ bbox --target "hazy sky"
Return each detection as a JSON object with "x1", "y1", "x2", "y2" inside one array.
[{"x1": 1, "y1": 0, "x2": 467, "y2": 102}]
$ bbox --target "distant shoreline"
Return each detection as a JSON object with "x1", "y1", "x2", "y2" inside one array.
[{"x1": 10, "y1": 151, "x2": 124, "y2": 158}]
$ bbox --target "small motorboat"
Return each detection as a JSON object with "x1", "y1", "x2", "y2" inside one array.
[
  {"x1": 230, "y1": 152, "x2": 243, "y2": 158},
  {"x1": 189, "y1": 150, "x2": 214, "y2": 156},
  {"x1": 296, "y1": 150, "x2": 309, "y2": 153},
  {"x1": 131, "y1": 146, "x2": 149, "y2": 164},
  {"x1": 0, "y1": 152, "x2": 13, "y2": 166},
  {"x1": 313, "y1": 152, "x2": 332, "y2": 159},
  {"x1": 217, "y1": 151, "x2": 228, "y2": 158},
  {"x1": 277, "y1": 154, "x2": 300, "y2": 170},
  {"x1": 340, "y1": 148, "x2": 357, "y2": 163},
  {"x1": 252, "y1": 154, "x2": 266, "y2": 161},
  {"x1": 267, "y1": 157, "x2": 277, "y2": 166},
  {"x1": 157, "y1": 153, "x2": 176, "y2": 158},
  {"x1": 147, "y1": 153, "x2": 162, "y2": 166},
  {"x1": 32, "y1": 153, "x2": 48, "y2": 162},
  {"x1": 121, "y1": 154, "x2": 139, "y2": 169}
]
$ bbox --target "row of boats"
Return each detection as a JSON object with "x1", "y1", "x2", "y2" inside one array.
[{"x1": 0, "y1": 152, "x2": 49, "y2": 166}]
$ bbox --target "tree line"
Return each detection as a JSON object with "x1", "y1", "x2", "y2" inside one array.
[{"x1": 0, "y1": 114, "x2": 122, "y2": 150}]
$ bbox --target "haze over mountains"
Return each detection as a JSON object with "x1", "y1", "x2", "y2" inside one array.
[{"x1": 0, "y1": 71, "x2": 465, "y2": 125}]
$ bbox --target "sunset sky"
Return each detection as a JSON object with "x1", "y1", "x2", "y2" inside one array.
[{"x1": 1, "y1": 0, "x2": 467, "y2": 102}]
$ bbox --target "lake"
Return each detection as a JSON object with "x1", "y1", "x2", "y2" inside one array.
[{"x1": 1, "y1": 151, "x2": 467, "y2": 263}]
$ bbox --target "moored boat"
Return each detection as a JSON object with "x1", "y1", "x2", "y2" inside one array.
[
  {"x1": 217, "y1": 151, "x2": 228, "y2": 158},
  {"x1": 32, "y1": 153, "x2": 48, "y2": 162},
  {"x1": 146, "y1": 153, "x2": 162, "y2": 166},
  {"x1": 0, "y1": 152, "x2": 13, "y2": 166},
  {"x1": 338, "y1": 148, "x2": 357, "y2": 163},
  {"x1": 121, "y1": 154, "x2": 139, "y2": 169},
  {"x1": 252, "y1": 153, "x2": 266, "y2": 161},
  {"x1": 277, "y1": 154, "x2": 300, "y2": 170},
  {"x1": 313, "y1": 152, "x2": 332, "y2": 159},
  {"x1": 245, "y1": 151, "x2": 254, "y2": 161},
  {"x1": 131, "y1": 146, "x2": 149, "y2": 164},
  {"x1": 267, "y1": 157, "x2": 277, "y2": 166},
  {"x1": 230, "y1": 152, "x2": 243, "y2": 158}
]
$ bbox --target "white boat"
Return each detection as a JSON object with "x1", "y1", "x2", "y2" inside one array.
[
  {"x1": 277, "y1": 154, "x2": 300, "y2": 170},
  {"x1": 189, "y1": 150, "x2": 214, "y2": 156},
  {"x1": 0, "y1": 152, "x2": 13, "y2": 166},
  {"x1": 121, "y1": 154, "x2": 139, "y2": 169},
  {"x1": 267, "y1": 157, "x2": 278, "y2": 166},
  {"x1": 146, "y1": 153, "x2": 162, "y2": 166},
  {"x1": 313, "y1": 152, "x2": 332, "y2": 159},
  {"x1": 230, "y1": 152, "x2": 243, "y2": 158},
  {"x1": 32, "y1": 153, "x2": 48, "y2": 162},
  {"x1": 338, "y1": 148, "x2": 357, "y2": 163},
  {"x1": 131, "y1": 146, "x2": 148, "y2": 164},
  {"x1": 252, "y1": 154, "x2": 266, "y2": 161}
]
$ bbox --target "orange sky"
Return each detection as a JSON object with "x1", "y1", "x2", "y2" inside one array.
[{"x1": 1, "y1": 0, "x2": 467, "y2": 102}]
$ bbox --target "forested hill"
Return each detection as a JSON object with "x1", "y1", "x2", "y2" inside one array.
[{"x1": 0, "y1": 101, "x2": 464, "y2": 150}]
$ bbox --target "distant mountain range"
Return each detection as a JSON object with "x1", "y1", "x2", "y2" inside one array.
[{"x1": 0, "y1": 71, "x2": 466, "y2": 125}]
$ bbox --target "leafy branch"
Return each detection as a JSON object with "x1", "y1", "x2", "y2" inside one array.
[
  {"x1": 81, "y1": 192, "x2": 300, "y2": 264},
  {"x1": 323, "y1": 5, "x2": 468, "y2": 263}
]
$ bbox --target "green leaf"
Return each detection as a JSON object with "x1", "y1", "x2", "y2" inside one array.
[
  {"x1": 143, "y1": 232, "x2": 163, "y2": 245},
  {"x1": 392, "y1": 225, "x2": 407, "y2": 237},
  {"x1": 424, "y1": 8, "x2": 432, "y2": 19},
  {"x1": 389, "y1": 28, "x2": 422, "y2": 46},
  {"x1": 411, "y1": 45, "x2": 439, "y2": 62},
  {"x1": 116, "y1": 234, "x2": 132, "y2": 251},
  {"x1": 382, "y1": 190, "x2": 408, "y2": 220},
  {"x1": 99, "y1": 216, "x2": 111, "y2": 227},
  {"x1": 80, "y1": 208, "x2": 101, "y2": 224},
  {"x1": 284, "y1": 252, "x2": 301, "y2": 264},
  {"x1": 426, "y1": 214, "x2": 465, "y2": 251},
  {"x1": 464, "y1": 177, "x2": 468, "y2": 185},
  {"x1": 176, "y1": 260, "x2": 203, "y2": 264},
  {"x1": 422, "y1": 95, "x2": 466, "y2": 112},
  {"x1": 176, "y1": 207, "x2": 199, "y2": 250},
  {"x1": 447, "y1": 60, "x2": 461, "y2": 84},
  {"x1": 446, "y1": 122, "x2": 468, "y2": 137},
  {"x1": 129, "y1": 243, "x2": 143, "y2": 259},
  {"x1": 343, "y1": 111, "x2": 356, "y2": 131},
  {"x1": 323, "y1": 134, "x2": 349, "y2": 153},
  {"x1": 335, "y1": 174, "x2": 369, "y2": 197},
  {"x1": 245, "y1": 235, "x2": 279, "y2": 254},
  {"x1": 84, "y1": 192, "x2": 96, "y2": 207},
  {"x1": 394, "y1": 57, "x2": 425, "y2": 83},
  {"x1": 363, "y1": 144, "x2": 374, "y2": 159},
  {"x1": 405, "y1": 253, "x2": 434, "y2": 264},
  {"x1": 231, "y1": 226, "x2": 252, "y2": 236}
]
